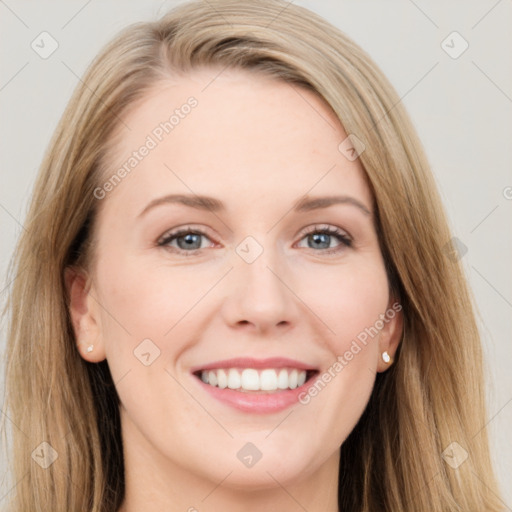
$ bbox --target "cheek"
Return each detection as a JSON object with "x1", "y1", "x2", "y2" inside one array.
[
  {"x1": 298, "y1": 258, "x2": 390, "y2": 355},
  {"x1": 97, "y1": 252, "x2": 177, "y2": 327},
  {"x1": 294, "y1": 259, "x2": 389, "y2": 436},
  {"x1": 94, "y1": 248, "x2": 218, "y2": 359}
]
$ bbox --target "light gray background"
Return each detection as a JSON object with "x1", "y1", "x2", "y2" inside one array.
[{"x1": 1, "y1": 0, "x2": 511, "y2": 508}]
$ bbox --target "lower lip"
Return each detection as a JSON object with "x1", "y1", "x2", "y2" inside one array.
[{"x1": 193, "y1": 375, "x2": 316, "y2": 414}]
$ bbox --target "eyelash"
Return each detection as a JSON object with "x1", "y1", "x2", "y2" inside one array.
[{"x1": 157, "y1": 224, "x2": 353, "y2": 256}]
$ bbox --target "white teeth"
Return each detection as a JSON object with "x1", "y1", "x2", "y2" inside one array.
[
  {"x1": 208, "y1": 370, "x2": 217, "y2": 387},
  {"x1": 277, "y1": 369, "x2": 289, "y2": 389},
  {"x1": 227, "y1": 368, "x2": 241, "y2": 389},
  {"x1": 199, "y1": 368, "x2": 308, "y2": 391},
  {"x1": 241, "y1": 369, "x2": 259, "y2": 390},
  {"x1": 217, "y1": 368, "x2": 228, "y2": 389},
  {"x1": 289, "y1": 369, "x2": 298, "y2": 389},
  {"x1": 260, "y1": 369, "x2": 278, "y2": 391}
]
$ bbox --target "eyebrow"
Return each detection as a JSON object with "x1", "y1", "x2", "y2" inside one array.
[
  {"x1": 138, "y1": 194, "x2": 224, "y2": 217},
  {"x1": 138, "y1": 193, "x2": 371, "y2": 217},
  {"x1": 293, "y1": 195, "x2": 371, "y2": 215}
]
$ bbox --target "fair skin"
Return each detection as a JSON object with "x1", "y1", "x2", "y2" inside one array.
[{"x1": 68, "y1": 68, "x2": 402, "y2": 512}]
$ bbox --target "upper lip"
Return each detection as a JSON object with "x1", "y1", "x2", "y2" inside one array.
[{"x1": 190, "y1": 357, "x2": 318, "y2": 373}]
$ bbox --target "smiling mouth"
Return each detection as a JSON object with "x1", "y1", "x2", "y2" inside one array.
[{"x1": 193, "y1": 367, "x2": 319, "y2": 393}]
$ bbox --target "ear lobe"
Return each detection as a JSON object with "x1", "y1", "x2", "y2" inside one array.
[
  {"x1": 377, "y1": 298, "x2": 403, "y2": 372},
  {"x1": 65, "y1": 266, "x2": 105, "y2": 362}
]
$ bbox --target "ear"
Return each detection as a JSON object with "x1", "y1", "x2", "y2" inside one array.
[
  {"x1": 65, "y1": 266, "x2": 106, "y2": 362},
  {"x1": 376, "y1": 296, "x2": 403, "y2": 373}
]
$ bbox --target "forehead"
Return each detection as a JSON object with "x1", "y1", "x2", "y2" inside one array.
[{"x1": 98, "y1": 68, "x2": 372, "y2": 217}]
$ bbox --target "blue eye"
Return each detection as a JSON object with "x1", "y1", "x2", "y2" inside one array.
[
  {"x1": 158, "y1": 228, "x2": 213, "y2": 254},
  {"x1": 297, "y1": 225, "x2": 352, "y2": 254}
]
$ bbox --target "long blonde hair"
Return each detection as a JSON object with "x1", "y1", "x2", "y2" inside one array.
[{"x1": 2, "y1": 1, "x2": 503, "y2": 510}]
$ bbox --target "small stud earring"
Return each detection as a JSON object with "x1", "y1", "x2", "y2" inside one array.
[
  {"x1": 382, "y1": 351, "x2": 391, "y2": 364},
  {"x1": 86, "y1": 344, "x2": 94, "y2": 353}
]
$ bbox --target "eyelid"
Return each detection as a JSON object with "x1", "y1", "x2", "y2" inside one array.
[{"x1": 299, "y1": 223, "x2": 351, "y2": 238}]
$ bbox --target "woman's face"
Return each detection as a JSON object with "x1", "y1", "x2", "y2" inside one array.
[{"x1": 71, "y1": 68, "x2": 401, "y2": 490}]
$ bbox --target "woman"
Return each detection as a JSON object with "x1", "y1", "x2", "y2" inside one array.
[{"x1": 2, "y1": 0, "x2": 504, "y2": 510}]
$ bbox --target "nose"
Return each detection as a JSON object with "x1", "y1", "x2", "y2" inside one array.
[{"x1": 220, "y1": 248, "x2": 300, "y2": 335}]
